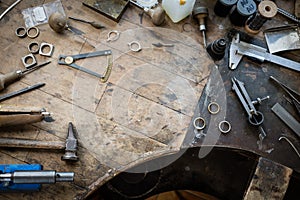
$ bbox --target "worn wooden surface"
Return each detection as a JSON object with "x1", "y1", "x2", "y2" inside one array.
[
  {"x1": 0, "y1": 0, "x2": 213, "y2": 199},
  {"x1": 1, "y1": 0, "x2": 300, "y2": 199}
]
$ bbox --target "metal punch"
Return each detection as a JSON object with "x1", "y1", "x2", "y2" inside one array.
[{"x1": 58, "y1": 50, "x2": 113, "y2": 82}]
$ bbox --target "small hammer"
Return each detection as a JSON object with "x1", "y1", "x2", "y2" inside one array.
[{"x1": 0, "y1": 122, "x2": 78, "y2": 161}]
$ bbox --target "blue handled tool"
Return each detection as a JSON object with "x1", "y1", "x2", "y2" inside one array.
[{"x1": 0, "y1": 164, "x2": 74, "y2": 192}]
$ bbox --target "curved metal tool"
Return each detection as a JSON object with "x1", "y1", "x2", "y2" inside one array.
[
  {"x1": 279, "y1": 136, "x2": 300, "y2": 159},
  {"x1": 58, "y1": 50, "x2": 112, "y2": 81},
  {"x1": 0, "y1": 0, "x2": 23, "y2": 20}
]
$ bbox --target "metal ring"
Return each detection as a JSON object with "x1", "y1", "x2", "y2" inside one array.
[
  {"x1": 107, "y1": 30, "x2": 120, "y2": 42},
  {"x1": 208, "y1": 102, "x2": 220, "y2": 114},
  {"x1": 26, "y1": 26, "x2": 40, "y2": 39},
  {"x1": 28, "y1": 42, "x2": 39, "y2": 54},
  {"x1": 15, "y1": 26, "x2": 27, "y2": 38},
  {"x1": 249, "y1": 111, "x2": 264, "y2": 126},
  {"x1": 39, "y1": 42, "x2": 54, "y2": 57},
  {"x1": 128, "y1": 41, "x2": 142, "y2": 52},
  {"x1": 218, "y1": 120, "x2": 231, "y2": 134},
  {"x1": 193, "y1": 117, "x2": 206, "y2": 130},
  {"x1": 21, "y1": 54, "x2": 37, "y2": 68}
]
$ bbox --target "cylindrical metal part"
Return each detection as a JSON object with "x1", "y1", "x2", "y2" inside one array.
[
  {"x1": 214, "y1": 0, "x2": 238, "y2": 17},
  {"x1": 12, "y1": 171, "x2": 74, "y2": 184},
  {"x1": 229, "y1": 0, "x2": 257, "y2": 26},
  {"x1": 245, "y1": 0, "x2": 277, "y2": 34},
  {"x1": 206, "y1": 38, "x2": 227, "y2": 61}
]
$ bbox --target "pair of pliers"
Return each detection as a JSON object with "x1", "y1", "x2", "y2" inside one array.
[{"x1": 58, "y1": 50, "x2": 112, "y2": 79}]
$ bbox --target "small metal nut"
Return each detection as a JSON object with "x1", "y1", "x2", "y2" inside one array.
[
  {"x1": 218, "y1": 120, "x2": 231, "y2": 134},
  {"x1": 26, "y1": 26, "x2": 40, "y2": 39},
  {"x1": 128, "y1": 41, "x2": 142, "y2": 52},
  {"x1": 15, "y1": 27, "x2": 27, "y2": 38},
  {"x1": 21, "y1": 54, "x2": 37, "y2": 68},
  {"x1": 39, "y1": 42, "x2": 54, "y2": 57},
  {"x1": 28, "y1": 42, "x2": 39, "y2": 54}
]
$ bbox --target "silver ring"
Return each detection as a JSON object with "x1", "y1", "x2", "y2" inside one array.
[
  {"x1": 208, "y1": 102, "x2": 220, "y2": 114},
  {"x1": 15, "y1": 27, "x2": 27, "y2": 38},
  {"x1": 107, "y1": 30, "x2": 120, "y2": 42},
  {"x1": 26, "y1": 26, "x2": 40, "y2": 39},
  {"x1": 193, "y1": 117, "x2": 205, "y2": 130},
  {"x1": 28, "y1": 42, "x2": 39, "y2": 54},
  {"x1": 128, "y1": 41, "x2": 142, "y2": 52},
  {"x1": 218, "y1": 120, "x2": 231, "y2": 134}
]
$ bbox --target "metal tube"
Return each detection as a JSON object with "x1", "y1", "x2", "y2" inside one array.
[
  {"x1": 0, "y1": 0, "x2": 23, "y2": 20},
  {"x1": 12, "y1": 171, "x2": 74, "y2": 184}
]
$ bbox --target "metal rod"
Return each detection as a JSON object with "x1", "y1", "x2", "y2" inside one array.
[
  {"x1": 279, "y1": 136, "x2": 300, "y2": 159},
  {"x1": 0, "y1": 0, "x2": 23, "y2": 20}
]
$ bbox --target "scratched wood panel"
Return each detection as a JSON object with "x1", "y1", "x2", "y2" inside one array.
[{"x1": 0, "y1": 0, "x2": 214, "y2": 199}]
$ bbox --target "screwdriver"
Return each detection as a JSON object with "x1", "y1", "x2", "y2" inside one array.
[
  {"x1": 193, "y1": 7, "x2": 209, "y2": 48},
  {"x1": 68, "y1": 16, "x2": 105, "y2": 29},
  {"x1": 0, "y1": 60, "x2": 51, "y2": 91}
]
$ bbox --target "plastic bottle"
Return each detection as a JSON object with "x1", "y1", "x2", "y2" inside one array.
[{"x1": 162, "y1": 0, "x2": 196, "y2": 23}]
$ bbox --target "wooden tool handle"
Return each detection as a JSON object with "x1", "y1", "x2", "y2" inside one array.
[
  {"x1": 0, "y1": 114, "x2": 43, "y2": 127},
  {"x1": 0, "y1": 138, "x2": 65, "y2": 150}
]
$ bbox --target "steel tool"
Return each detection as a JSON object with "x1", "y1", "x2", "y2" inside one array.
[
  {"x1": 272, "y1": 103, "x2": 300, "y2": 137},
  {"x1": 0, "y1": 164, "x2": 74, "y2": 192},
  {"x1": 58, "y1": 50, "x2": 113, "y2": 82},
  {"x1": 69, "y1": 16, "x2": 105, "y2": 29},
  {"x1": 0, "y1": 61, "x2": 50, "y2": 91},
  {"x1": 0, "y1": 122, "x2": 78, "y2": 161},
  {"x1": 270, "y1": 76, "x2": 300, "y2": 116},
  {"x1": 231, "y1": 77, "x2": 269, "y2": 141},
  {"x1": 0, "y1": 83, "x2": 45, "y2": 102},
  {"x1": 229, "y1": 33, "x2": 300, "y2": 72},
  {"x1": 193, "y1": 7, "x2": 209, "y2": 48},
  {"x1": 0, "y1": 105, "x2": 53, "y2": 127}
]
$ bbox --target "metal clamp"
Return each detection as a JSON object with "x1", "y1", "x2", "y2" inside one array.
[
  {"x1": 218, "y1": 120, "x2": 231, "y2": 134},
  {"x1": 107, "y1": 30, "x2": 120, "y2": 42},
  {"x1": 193, "y1": 117, "x2": 206, "y2": 130},
  {"x1": 28, "y1": 42, "x2": 39, "y2": 54},
  {"x1": 208, "y1": 102, "x2": 220, "y2": 114},
  {"x1": 21, "y1": 54, "x2": 37, "y2": 68},
  {"x1": 128, "y1": 41, "x2": 142, "y2": 52},
  {"x1": 39, "y1": 42, "x2": 54, "y2": 57}
]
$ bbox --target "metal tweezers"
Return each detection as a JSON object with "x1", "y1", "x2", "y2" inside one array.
[{"x1": 58, "y1": 50, "x2": 112, "y2": 79}]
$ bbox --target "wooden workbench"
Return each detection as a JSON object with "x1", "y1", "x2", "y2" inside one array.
[{"x1": 0, "y1": 0, "x2": 299, "y2": 199}]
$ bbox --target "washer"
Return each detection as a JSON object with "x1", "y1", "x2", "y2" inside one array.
[
  {"x1": 208, "y1": 102, "x2": 220, "y2": 114},
  {"x1": 107, "y1": 30, "x2": 120, "y2": 42},
  {"x1": 15, "y1": 27, "x2": 27, "y2": 38},
  {"x1": 193, "y1": 117, "x2": 206, "y2": 130},
  {"x1": 218, "y1": 120, "x2": 231, "y2": 134},
  {"x1": 128, "y1": 41, "x2": 142, "y2": 52},
  {"x1": 28, "y1": 42, "x2": 40, "y2": 54}
]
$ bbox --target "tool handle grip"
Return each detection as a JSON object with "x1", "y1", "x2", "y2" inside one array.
[
  {"x1": 0, "y1": 71, "x2": 20, "y2": 91},
  {"x1": 0, "y1": 114, "x2": 43, "y2": 127}
]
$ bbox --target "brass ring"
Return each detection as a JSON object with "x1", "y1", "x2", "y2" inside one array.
[
  {"x1": 218, "y1": 120, "x2": 231, "y2": 134},
  {"x1": 208, "y1": 102, "x2": 220, "y2": 114},
  {"x1": 27, "y1": 26, "x2": 40, "y2": 39},
  {"x1": 193, "y1": 117, "x2": 205, "y2": 130},
  {"x1": 15, "y1": 26, "x2": 27, "y2": 38}
]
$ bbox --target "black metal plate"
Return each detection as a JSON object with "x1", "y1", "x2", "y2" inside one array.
[{"x1": 83, "y1": 0, "x2": 129, "y2": 22}]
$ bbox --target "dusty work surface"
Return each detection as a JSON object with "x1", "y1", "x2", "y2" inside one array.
[{"x1": 0, "y1": 0, "x2": 300, "y2": 199}]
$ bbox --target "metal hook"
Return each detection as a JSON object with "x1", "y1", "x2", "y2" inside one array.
[{"x1": 279, "y1": 136, "x2": 300, "y2": 159}]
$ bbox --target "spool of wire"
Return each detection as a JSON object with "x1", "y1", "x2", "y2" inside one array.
[
  {"x1": 229, "y1": 0, "x2": 257, "y2": 26},
  {"x1": 245, "y1": 0, "x2": 277, "y2": 34},
  {"x1": 214, "y1": 0, "x2": 238, "y2": 17}
]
